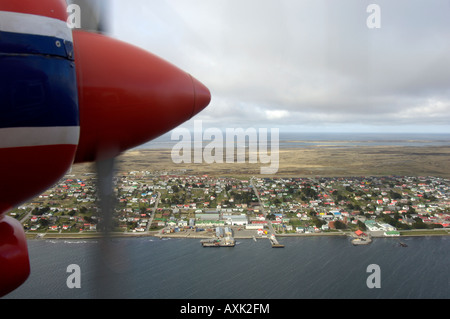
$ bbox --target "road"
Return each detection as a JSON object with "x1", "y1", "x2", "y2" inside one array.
[
  {"x1": 250, "y1": 178, "x2": 276, "y2": 238},
  {"x1": 19, "y1": 209, "x2": 32, "y2": 224},
  {"x1": 145, "y1": 191, "x2": 160, "y2": 232}
]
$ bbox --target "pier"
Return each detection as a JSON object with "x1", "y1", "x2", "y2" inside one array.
[{"x1": 269, "y1": 234, "x2": 284, "y2": 248}]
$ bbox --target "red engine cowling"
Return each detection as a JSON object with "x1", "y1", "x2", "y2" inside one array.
[
  {"x1": 73, "y1": 30, "x2": 211, "y2": 163},
  {"x1": 0, "y1": 216, "x2": 30, "y2": 297}
]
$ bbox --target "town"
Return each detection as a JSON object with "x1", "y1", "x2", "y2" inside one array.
[{"x1": 8, "y1": 171, "x2": 450, "y2": 239}]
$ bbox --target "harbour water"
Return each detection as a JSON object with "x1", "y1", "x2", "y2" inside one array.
[
  {"x1": 137, "y1": 132, "x2": 450, "y2": 149},
  {"x1": 5, "y1": 236, "x2": 449, "y2": 299}
]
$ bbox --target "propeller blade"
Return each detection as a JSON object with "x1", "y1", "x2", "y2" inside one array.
[
  {"x1": 96, "y1": 157, "x2": 115, "y2": 235},
  {"x1": 93, "y1": 156, "x2": 126, "y2": 298}
]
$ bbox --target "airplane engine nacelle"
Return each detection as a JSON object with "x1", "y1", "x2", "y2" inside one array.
[{"x1": 73, "y1": 30, "x2": 211, "y2": 163}]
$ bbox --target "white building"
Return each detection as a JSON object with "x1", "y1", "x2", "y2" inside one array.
[
  {"x1": 379, "y1": 223, "x2": 397, "y2": 231},
  {"x1": 222, "y1": 214, "x2": 248, "y2": 226}
]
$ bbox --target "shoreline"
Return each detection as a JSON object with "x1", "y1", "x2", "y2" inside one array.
[{"x1": 26, "y1": 228, "x2": 450, "y2": 240}]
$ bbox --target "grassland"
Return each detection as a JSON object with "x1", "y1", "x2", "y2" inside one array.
[{"x1": 71, "y1": 145, "x2": 450, "y2": 178}]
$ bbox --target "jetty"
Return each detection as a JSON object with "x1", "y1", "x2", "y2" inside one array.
[
  {"x1": 269, "y1": 234, "x2": 285, "y2": 248},
  {"x1": 350, "y1": 230, "x2": 372, "y2": 246}
]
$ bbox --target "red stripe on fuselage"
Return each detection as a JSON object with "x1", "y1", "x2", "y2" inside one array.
[
  {"x1": 0, "y1": 144, "x2": 77, "y2": 215},
  {"x1": 0, "y1": 0, "x2": 68, "y2": 21}
]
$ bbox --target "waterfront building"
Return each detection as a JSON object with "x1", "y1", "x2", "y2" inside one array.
[{"x1": 222, "y1": 214, "x2": 248, "y2": 226}]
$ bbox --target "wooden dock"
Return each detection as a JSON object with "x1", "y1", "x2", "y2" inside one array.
[{"x1": 269, "y1": 235, "x2": 284, "y2": 248}]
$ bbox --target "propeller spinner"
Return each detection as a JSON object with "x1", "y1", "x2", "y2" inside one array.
[{"x1": 73, "y1": 29, "x2": 211, "y2": 163}]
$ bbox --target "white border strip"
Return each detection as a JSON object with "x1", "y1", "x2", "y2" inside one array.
[
  {"x1": 0, "y1": 126, "x2": 80, "y2": 148},
  {"x1": 0, "y1": 11, "x2": 72, "y2": 42}
]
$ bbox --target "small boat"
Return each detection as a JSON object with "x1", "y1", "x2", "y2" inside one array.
[
  {"x1": 201, "y1": 237, "x2": 235, "y2": 247},
  {"x1": 399, "y1": 242, "x2": 408, "y2": 247}
]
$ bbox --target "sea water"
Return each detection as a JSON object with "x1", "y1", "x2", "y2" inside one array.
[{"x1": 5, "y1": 236, "x2": 449, "y2": 299}]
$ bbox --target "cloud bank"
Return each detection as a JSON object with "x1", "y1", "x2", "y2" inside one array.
[{"x1": 111, "y1": 0, "x2": 450, "y2": 133}]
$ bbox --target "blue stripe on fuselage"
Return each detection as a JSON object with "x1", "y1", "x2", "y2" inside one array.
[{"x1": 0, "y1": 32, "x2": 79, "y2": 129}]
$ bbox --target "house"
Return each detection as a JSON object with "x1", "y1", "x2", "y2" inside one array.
[
  {"x1": 354, "y1": 229, "x2": 365, "y2": 236},
  {"x1": 178, "y1": 220, "x2": 188, "y2": 227},
  {"x1": 167, "y1": 221, "x2": 177, "y2": 227}
]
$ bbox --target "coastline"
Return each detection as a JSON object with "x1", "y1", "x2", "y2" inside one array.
[{"x1": 26, "y1": 228, "x2": 450, "y2": 240}]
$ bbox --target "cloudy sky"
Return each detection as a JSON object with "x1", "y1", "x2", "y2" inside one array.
[{"x1": 109, "y1": 0, "x2": 450, "y2": 134}]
